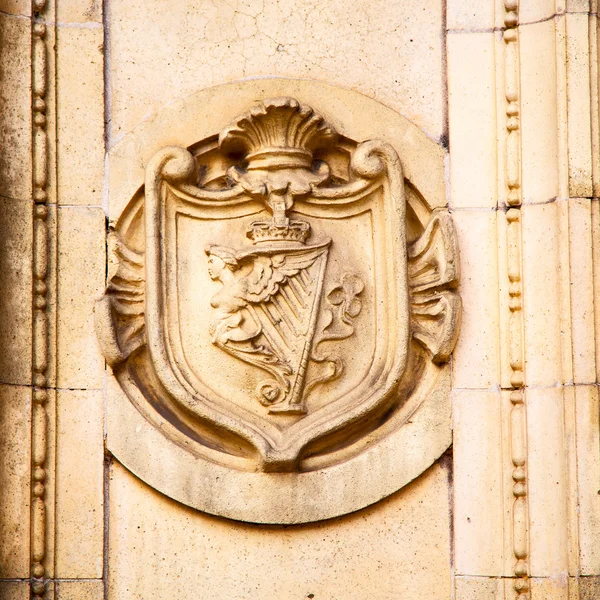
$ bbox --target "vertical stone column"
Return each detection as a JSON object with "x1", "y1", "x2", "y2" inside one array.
[
  {"x1": 0, "y1": 1, "x2": 35, "y2": 599},
  {"x1": 450, "y1": 1, "x2": 600, "y2": 599},
  {"x1": 446, "y1": 2, "x2": 509, "y2": 598},
  {"x1": 53, "y1": 0, "x2": 106, "y2": 598},
  {"x1": 30, "y1": 0, "x2": 52, "y2": 596}
]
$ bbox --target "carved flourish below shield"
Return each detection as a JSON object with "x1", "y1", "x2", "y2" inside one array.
[{"x1": 96, "y1": 89, "x2": 460, "y2": 523}]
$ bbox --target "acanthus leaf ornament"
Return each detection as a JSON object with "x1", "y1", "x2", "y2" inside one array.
[{"x1": 97, "y1": 90, "x2": 461, "y2": 520}]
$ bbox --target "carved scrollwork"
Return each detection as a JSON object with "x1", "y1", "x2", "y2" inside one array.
[
  {"x1": 95, "y1": 232, "x2": 145, "y2": 367},
  {"x1": 408, "y1": 213, "x2": 461, "y2": 363}
]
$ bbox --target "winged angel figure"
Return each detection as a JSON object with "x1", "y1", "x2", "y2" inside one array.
[{"x1": 205, "y1": 240, "x2": 330, "y2": 411}]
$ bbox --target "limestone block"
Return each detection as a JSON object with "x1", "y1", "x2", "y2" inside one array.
[
  {"x1": 39, "y1": 387, "x2": 57, "y2": 580},
  {"x1": 580, "y1": 576, "x2": 600, "y2": 600},
  {"x1": 520, "y1": 0, "x2": 559, "y2": 25},
  {"x1": 446, "y1": 1, "x2": 495, "y2": 30},
  {"x1": 520, "y1": 19, "x2": 560, "y2": 204},
  {"x1": 107, "y1": 0, "x2": 445, "y2": 143},
  {"x1": 454, "y1": 576, "x2": 506, "y2": 600},
  {"x1": 0, "y1": 197, "x2": 32, "y2": 385},
  {"x1": 451, "y1": 210, "x2": 500, "y2": 389},
  {"x1": 41, "y1": 203, "x2": 57, "y2": 389},
  {"x1": 566, "y1": 14, "x2": 593, "y2": 198},
  {"x1": 108, "y1": 460, "x2": 452, "y2": 600},
  {"x1": 0, "y1": 383, "x2": 30, "y2": 578},
  {"x1": 568, "y1": 199, "x2": 596, "y2": 384},
  {"x1": 57, "y1": 0, "x2": 102, "y2": 24},
  {"x1": 529, "y1": 577, "x2": 572, "y2": 600},
  {"x1": 56, "y1": 26, "x2": 104, "y2": 206},
  {"x1": 567, "y1": 0, "x2": 594, "y2": 12},
  {"x1": 0, "y1": 0, "x2": 30, "y2": 16},
  {"x1": 522, "y1": 202, "x2": 563, "y2": 387},
  {"x1": 0, "y1": 582, "x2": 30, "y2": 600},
  {"x1": 453, "y1": 389, "x2": 504, "y2": 576},
  {"x1": 526, "y1": 386, "x2": 569, "y2": 577},
  {"x1": 0, "y1": 12, "x2": 31, "y2": 200},
  {"x1": 575, "y1": 385, "x2": 600, "y2": 576},
  {"x1": 55, "y1": 389, "x2": 104, "y2": 578},
  {"x1": 592, "y1": 198, "x2": 600, "y2": 380},
  {"x1": 447, "y1": 32, "x2": 498, "y2": 209},
  {"x1": 56, "y1": 206, "x2": 105, "y2": 389},
  {"x1": 56, "y1": 581, "x2": 103, "y2": 600}
]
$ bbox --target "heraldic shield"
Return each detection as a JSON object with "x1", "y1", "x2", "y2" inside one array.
[{"x1": 96, "y1": 90, "x2": 460, "y2": 521}]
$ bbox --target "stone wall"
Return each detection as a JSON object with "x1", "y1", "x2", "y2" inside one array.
[{"x1": 1, "y1": 1, "x2": 600, "y2": 599}]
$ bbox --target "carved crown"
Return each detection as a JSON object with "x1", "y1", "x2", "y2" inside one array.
[
  {"x1": 246, "y1": 219, "x2": 311, "y2": 245},
  {"x1": 219, "y1": 97, "x2": 338, "y2": 170}
]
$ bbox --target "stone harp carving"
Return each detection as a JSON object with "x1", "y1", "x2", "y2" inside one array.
[{"x1": 96, "y1": 94, "x2": 460, "y2": 521}]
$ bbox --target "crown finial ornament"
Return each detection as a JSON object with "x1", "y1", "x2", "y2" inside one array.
[
  {"x1": 219, "y1": 97, "x2": 338, "y2": 169},
  {"x1": 220, "y1": 98, "x2": 339, "y2": 236}
]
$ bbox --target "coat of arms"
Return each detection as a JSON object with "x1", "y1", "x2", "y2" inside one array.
[{"x1": 96, "y1": 97, "x2": 460, "y2": 476}]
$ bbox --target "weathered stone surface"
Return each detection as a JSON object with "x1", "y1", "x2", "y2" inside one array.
[
  {"x1": 3, "y1": 0, "x2": 600, "y2": 598},
  {"x1": 108, "y1": 459, "x2": 452, "y2": 600},
  {"x1": 108, "y1": 0, "x2": 446, "y2": 143},
  {"x1": 0, "y1": 384, "x2": 30, "y2": 578}
]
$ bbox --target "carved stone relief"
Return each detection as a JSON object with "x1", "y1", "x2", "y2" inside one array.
[{"x1": 96, "y1": 82, "x2": 460, "y2": 523}]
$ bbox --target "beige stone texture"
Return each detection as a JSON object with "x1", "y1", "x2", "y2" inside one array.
[
  {"x1": 522, "y1": 202, "x2": 563, "y2": 387},
  {"x1": 446, "y1": 3, "x2": 496, "y2": 30},
  {"x1": 41, "y1": 387, "x2": 57, "y2": 580},
  {"x1": 453, "y1": 389, "x2": 504, "y2": 576},
  {"x1": 454, "y1": 576, "x2": 506, "y2": 600},
  {"x1": 566, "y1": 14, "x2": 594, "y2": 198},
  {"x1": 0, "y1": 582, "x2": 30, "y2": 600},
  {"x1": 527, "y1": 386, "x2": 569, "y2": 577},
  {"x1": 0, "y1": 197, "x2": 32, "y2": 385},
  {"x1": 519, "y1": 0, "x2": 560, "y2": 25},
  {"x1": 575, "y1": 385, "x2": 600, "y2": 575},
  {"x1": 593, "y1": 198, "x2": 600, "y2": 381},
  {"x1": 108, "y1": 459, "x2": 451, "y2": 600},
  {"x1": 529, "y1": 577, "x2": 573, "y2": 600},
  {"x1": 56, "y1": 580, "x2": 103, "y2": 600},
  {"x1": 568, "y1": 199, "x2": 596, "y2": 384},
  {"x1": 107, "y1": 0, "x2": 445, "y2": 143},
  {"x1": 520, "y1": 19, "x2": 560, "y2": 204},
  {"x1": 451, "y1": 210, "x2": 500, "y2": 389},
  {"x1": 0, "y1": 0, "x2": 30, "y2": 16},
  {"x1": 447, "y1": 32, "x2": 498, "y2": 209},
  {"x1": 56, "y1": 0, "x2": 102, "y2": 24},
  {"x1": 56, "y1": 206, "x2": 105, "y2": 389},
  {"x1": 496, "y1": 209, "x2": 513, "y2": 389},
  {"x1": 55, "y1": 389, "x2": 104, "y2": 578},
  {"x1": 56, "y1": 26, "x2": 104, "y2": 207},
  {"x1": 580, "y1": 576, "x2": 600, "y2": 600},
  {"x1": 0, "y1": 12, "x2": 31, "y2": 200},
  {"x1": 0, "y1": 383, "x2": 30, "y2": 578},
  {"x1": 567, "y1": 0, "x2": 594, "y2": 13}
]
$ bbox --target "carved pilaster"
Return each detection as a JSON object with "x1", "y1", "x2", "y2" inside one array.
[
  {"x1": 31, "y1": 0, "x2": 50, "y2": 597},
  {"x1": 504, "y1": 2, "x2": 529, "y2": 599}
]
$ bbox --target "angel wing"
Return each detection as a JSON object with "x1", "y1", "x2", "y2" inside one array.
[{"x1": 240, "y1": 244, "x2": 330, "y2": 304}]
